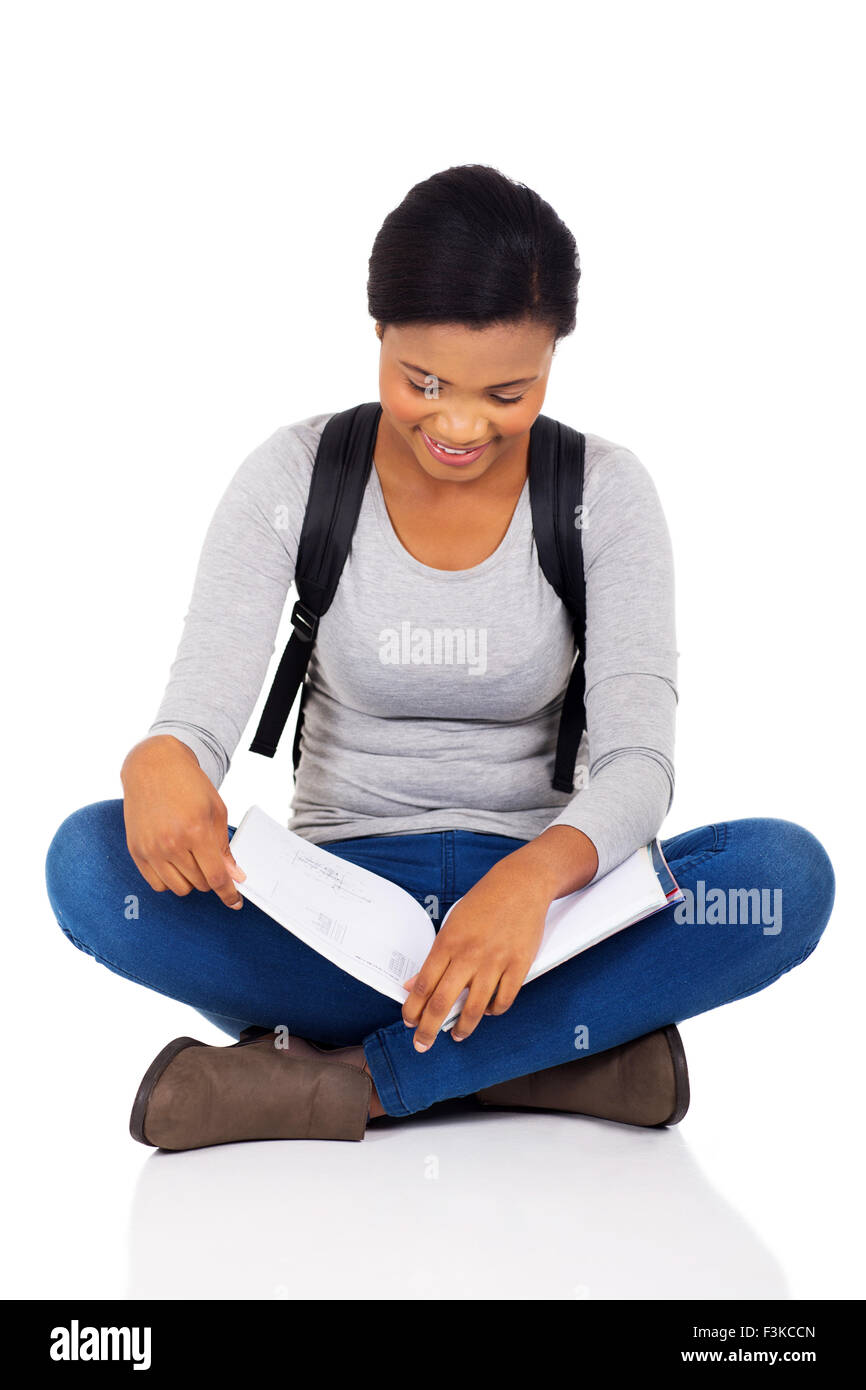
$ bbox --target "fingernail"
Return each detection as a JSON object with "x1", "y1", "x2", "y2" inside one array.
[
  {"x1": 414, "y1": 1041, "x2": 428, "y2": 1053},
  {"x1": 451, "y1": 1033, "x2": 465, "y2": 1042},
  {"x1": 231, "y1": 901, "x2": 243, "y2": 910}
]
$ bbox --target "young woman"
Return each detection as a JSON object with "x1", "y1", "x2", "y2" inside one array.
[{"x1": 44, "y1": 165, "x2": 835, "y2": 1150}]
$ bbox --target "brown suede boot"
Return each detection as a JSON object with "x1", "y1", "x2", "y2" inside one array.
[
  {"x1": 129, "y1": 1028, "x2": 372, "y2": 1150},
  {"x1": 474, "y1": 1025, "x2": 690, "y2": 1128}
]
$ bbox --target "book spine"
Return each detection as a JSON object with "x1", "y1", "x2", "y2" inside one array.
[{"x1": 650, "y1": 838, "x2": 683, "y2": 902}]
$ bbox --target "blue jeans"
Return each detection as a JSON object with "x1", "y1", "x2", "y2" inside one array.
[{"x1": 44, "y1": 802, "x2": 835, "y2": 1117}]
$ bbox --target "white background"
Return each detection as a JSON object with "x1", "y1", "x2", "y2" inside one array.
[{"x1": 2, "y1": 0, "x2": 863, "y2": 1300}]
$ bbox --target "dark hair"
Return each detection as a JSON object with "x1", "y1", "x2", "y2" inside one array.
[{"x1": 367, "y1": 164, "x2": 580, "y2": 343}]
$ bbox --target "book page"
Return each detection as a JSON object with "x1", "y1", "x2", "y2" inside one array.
[{"x1": 229, "y1": 806, "x2": 436, "y2": 1004}]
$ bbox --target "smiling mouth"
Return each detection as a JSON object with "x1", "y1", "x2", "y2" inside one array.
[
  {"x1": 429, "y1": 437, "x2": 484, "y2": 453},
  {"x1": 419, "y1": 428, "x2": 493, "y2": 457}
]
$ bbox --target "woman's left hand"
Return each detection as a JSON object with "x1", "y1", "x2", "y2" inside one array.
[{"x1": 400, "y1": 851, "x2": 554, "y2": 1051}]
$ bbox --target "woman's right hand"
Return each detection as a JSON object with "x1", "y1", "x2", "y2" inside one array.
[{"x1": 120, "y1": 735, "x2": 246, "y2": 909}]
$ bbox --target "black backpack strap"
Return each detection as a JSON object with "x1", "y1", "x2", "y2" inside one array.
[
  {"x1": 251, "y1": 401, "x2": 586, "y2": 797},
  {"x1": 248, "y1": 401, "x2": 382, "y2": 760},
  {"x1": 528, "y1": 414, "x2": 587, "y2": 793}
]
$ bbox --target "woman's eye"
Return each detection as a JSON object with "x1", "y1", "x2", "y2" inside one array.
[{"x1": 406, "y1": 379, "x2": 525, "y2": 405}]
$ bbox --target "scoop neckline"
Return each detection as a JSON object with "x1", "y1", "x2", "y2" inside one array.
[{"x1": 368, "y1": 461, "x2": 530, "y2": 579}]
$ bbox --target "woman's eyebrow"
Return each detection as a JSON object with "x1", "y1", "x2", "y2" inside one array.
[{"x1": 399, "y1": 360, "x2": 538, "y2": 389}]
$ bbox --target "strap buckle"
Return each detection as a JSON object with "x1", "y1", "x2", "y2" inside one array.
[{"x1": 291, "y1": 599, "x2": 319, "y2": 643}]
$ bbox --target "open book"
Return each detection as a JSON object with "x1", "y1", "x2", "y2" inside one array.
[{"x1": 229, "y1": 805, "x2": 684, "y2": 1032}]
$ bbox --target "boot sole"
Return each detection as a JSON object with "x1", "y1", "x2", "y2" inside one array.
[
  {"x1": 659, "y1": 1024, "x2": 690, "y2": 1126},
  {"x1": 130, "y1": 1036, "x2": 204, "y2": 1147}
]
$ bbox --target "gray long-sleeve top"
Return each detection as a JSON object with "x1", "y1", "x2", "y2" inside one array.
[{"x1": 147, "y1": 411, "x2": 678, "y2": 882}]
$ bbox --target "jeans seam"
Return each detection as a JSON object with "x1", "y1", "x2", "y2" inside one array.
[
  {"x1": 444, "y1": 830, "x2": 454, "y2": 902},
  {"x1": 667, "y1": 821, "x2": 729, "y2": 877},
  {"x1": 367, "y1": 1029, "x2": 410, "y2": 1115}
]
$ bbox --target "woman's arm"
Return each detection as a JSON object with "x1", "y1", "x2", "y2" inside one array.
[
  {"x1": 121, "y1": 420, "x2": 320, "y2": 901},
  {"x1": 528, "y1": 440, "x2": 678, "y2": 886},
  {"x1": 144, "y1": 422, "x2": 319, "y2": 784}
]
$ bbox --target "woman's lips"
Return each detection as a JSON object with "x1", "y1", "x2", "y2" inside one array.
[{"x1": 419, "y1": 427, "x2": 493, "y2": 467}]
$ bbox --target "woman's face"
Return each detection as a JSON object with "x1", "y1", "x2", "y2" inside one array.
[{"x1": 376, "y1": 319, "x2": 555, "y2": 484}]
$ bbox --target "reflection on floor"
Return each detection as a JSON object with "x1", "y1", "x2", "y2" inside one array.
[{"x1": 126, "y1": 1100, "x2": 785, "y2": 1300}]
